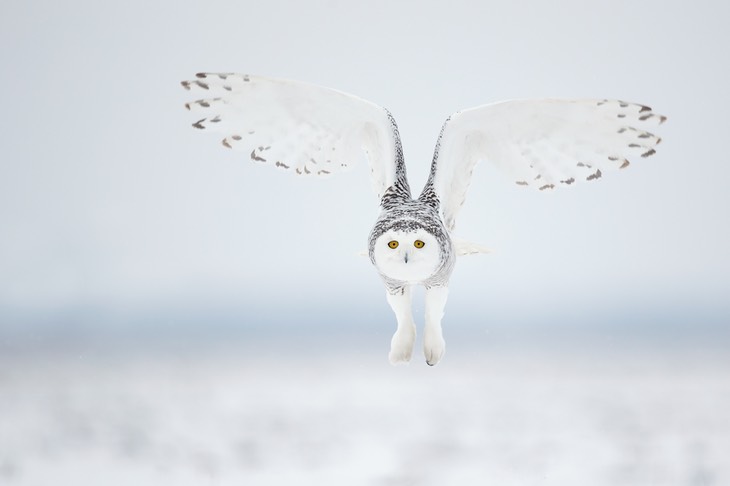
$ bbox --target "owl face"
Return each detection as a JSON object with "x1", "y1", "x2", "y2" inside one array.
[{"x1": 372, "y1": 229, "x2": 442, "y2": 283}]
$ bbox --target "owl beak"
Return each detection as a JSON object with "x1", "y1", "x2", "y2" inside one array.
[{"x1": 403, "y1": 252, "x2": 409, "y2": 264}]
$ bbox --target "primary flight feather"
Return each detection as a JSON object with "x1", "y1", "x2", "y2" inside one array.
[{"x1": 182, "y1": 72, "x2": 666, "y2": 366}]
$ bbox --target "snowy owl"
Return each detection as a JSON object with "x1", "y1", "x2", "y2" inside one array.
[{"x1": 181, "y1": 73, "x2": 666, "y2": 366}]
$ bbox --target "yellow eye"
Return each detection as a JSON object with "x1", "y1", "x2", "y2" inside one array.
[
  {"x1": 414, "y1": 240, "x2": 425, "y2": 248},
  {"x1": 388, "y1": 240, "x2": 399, "y2": 249}
]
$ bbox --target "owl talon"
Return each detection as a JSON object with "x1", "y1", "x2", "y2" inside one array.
[
  {"x1": 423, "y1": 334, "x2": 445, "y2": 366},
  {"x1": 388, "y1": 348, "x2": 412, "y2": 365},
  {"x1": 389, "y1": 326, "x2": 416, "y2": 365}
]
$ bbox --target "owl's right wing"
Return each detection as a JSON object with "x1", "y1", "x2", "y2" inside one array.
[
  {"x1": 181, "y1": 73, "x2": 403, "y2": 200},
  {"x1": 426, "y1": 99, "x2": 666, "y2": 231}
]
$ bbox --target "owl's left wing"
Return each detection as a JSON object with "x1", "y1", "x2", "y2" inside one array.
[
  {"x1": 181, "y1": 73, "x2": 402, "y2": 200},
  {"x1": 426, "y1": 99, "x2": 666, "y2": 231}
]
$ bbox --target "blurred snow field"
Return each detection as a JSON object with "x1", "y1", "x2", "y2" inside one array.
[{"x1": 0, "y1": 342, "x2": 728, "y2": 486}]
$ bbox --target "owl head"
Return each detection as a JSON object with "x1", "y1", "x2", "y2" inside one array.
[{"x1": 370, "y1": 225, "x2": 443, "y2": 283}]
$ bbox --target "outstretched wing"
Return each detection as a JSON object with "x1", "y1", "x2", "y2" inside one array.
[
  {"x1": 181, "y1": 73, "x2": 403, "y2": 200},
  {"x1": 425, "y1": 99, "x2": 666, "y2": 231}
]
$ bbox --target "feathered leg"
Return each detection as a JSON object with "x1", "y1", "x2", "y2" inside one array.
[
  {"x1": 386, "y1": 286, "x2": 416, "y2": 365},
  {"x1": 423, "y1": 286, "x2": 448, "y2": 366}
]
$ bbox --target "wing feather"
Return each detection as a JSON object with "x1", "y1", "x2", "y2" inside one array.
[
  {"x1": 428, "y1": 99, "x2": 666, "y2": 231},
  {"x1": 182, "y1": 73, "x2": 400, "y2": 199}
]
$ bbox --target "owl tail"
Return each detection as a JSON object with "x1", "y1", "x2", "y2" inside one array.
[{"x1": 452, "y1": 237, "x2": 492, "y2": 256}]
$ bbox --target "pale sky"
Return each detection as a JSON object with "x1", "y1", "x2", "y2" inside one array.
[{"x1": 1, "y1": 0, "x2": 728, "y2": 336}]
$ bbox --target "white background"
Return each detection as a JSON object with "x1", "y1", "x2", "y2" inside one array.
[
  {"x1": 1, "y1": 2, "x2": 729, "y2": 484},
  {"x1": 1, "y1": 0, "x2": 728, "y2": 332}
]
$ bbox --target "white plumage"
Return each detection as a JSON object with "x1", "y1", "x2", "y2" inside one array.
[
  {"x1": 182, "y1": 73, "x2": 666, "y2": 366},
  {"x1": 430, "y1": 99, "x2": 664, "y2": 231},
  {"x1": 183, "y1": 73, "x2": 399, "y2": 199}
]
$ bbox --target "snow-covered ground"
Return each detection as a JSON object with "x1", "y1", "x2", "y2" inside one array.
[{"x1": 1, "y1": 339, "x2": 728, "y2": 486}]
